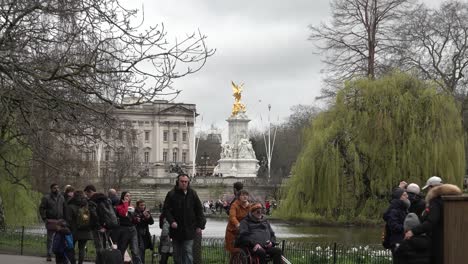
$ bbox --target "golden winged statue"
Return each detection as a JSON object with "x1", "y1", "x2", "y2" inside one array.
[{"x1": 231, "y1": 81, "x2": 246, "y2": 116}]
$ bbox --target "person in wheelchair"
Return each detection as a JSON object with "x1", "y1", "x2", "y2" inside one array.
[{"x1": 236, "y1": 203, "x2": 282, "y2": 264}]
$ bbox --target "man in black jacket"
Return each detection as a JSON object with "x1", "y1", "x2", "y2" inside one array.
[
  {"x1": 39, "y1": 183, "x2": 65, "y2": 261},
  {"x1": 84, "y1": 184, "x2": 118, "y2": 262},
  {"x1": 162, "y1": 173, "x2": 206, "y2": 264}
]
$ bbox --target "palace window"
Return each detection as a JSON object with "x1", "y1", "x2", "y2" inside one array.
[
  {"x1": 182, "y1": 132, "x2": 187, "y2": 142},
  {"x1": 163, "y1": 131, "x2": 168, "y2": 142}
]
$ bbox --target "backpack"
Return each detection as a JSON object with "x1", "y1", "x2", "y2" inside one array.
[
  {"x1": 52, "y1": 232, "x2": 73, "y2": 254},
  {"x1": 382, "y1": 223, "x2": 392, "y2": 249},
  {"x1": 76, "y1": 205, "x2": 91, "y2": 230},
  {"x1": 65, "y1": 234, "x2": 74, "y2": 250},
  {"x1": 97, "y1": 200, "x2": 119, "y2": 229}
]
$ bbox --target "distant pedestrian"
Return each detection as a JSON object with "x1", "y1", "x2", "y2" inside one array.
[
  {"x1": 65, "y1": 190, "x2": 93, "y2": 264},
  {"x1": 52, "y1": 219, "x2": 75, "y2": 264},
  {"x1": 134, "y1": 199, "x2": 154, "y2": 264},
  {"x1": 39, "y1": 183, "x2": 65, "y2": 262},
  {"x1": 115, "y1": 192, "x2": 142, "y2": 264},
  {"x1": 265, "y1": 200, "x2": 271, "y2": 215},
  {"x1": 158, "y1": 214, "x2": 173, "y2": 264},
  {"x1": 84, "y1": 184, "x2": 119, "y2": 263},
  {"x1": 163, "y1": 173, "x2": 206, "y2": 264},
  {"x1": 108, "y1": 188, "x2": 120, "y2": 206},
  {"x1": 404, "y1": 177, "x2": 462, "y2": 264}
]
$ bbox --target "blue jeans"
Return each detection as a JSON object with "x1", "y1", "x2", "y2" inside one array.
[{"x1": 172, "y1": 240, "x2": 193, "y2": 264}]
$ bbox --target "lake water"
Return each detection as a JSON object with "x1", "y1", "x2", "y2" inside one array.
[
  {"x1": 24, "y1": 217, "x2": 382, "y2": 246},
  {"x1": 149, "y1": 218, "x2": 383, "y2": 246}
]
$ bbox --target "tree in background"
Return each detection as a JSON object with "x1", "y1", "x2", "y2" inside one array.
[
  {"x1": 0, "y1": 0, "x2": 214, "y2": 184},
  {"x1": 395, "y1": 1, "x2": 468, "y2": 97},
  {"x1": 278, "y1": 73, "x2": 465, "y2": 223},
  {"x1": 0, "y1": 0, "x2": 213, "y2": 225},
  {"x1": 195, "y1": 129, "x2": 222, "y2": 176},
  {"x1": 309, "y1": 0, "x2": 412, "y2": 95},
  {"x1": 250, "y1": 105, "x2": 320, "y2": 181}
]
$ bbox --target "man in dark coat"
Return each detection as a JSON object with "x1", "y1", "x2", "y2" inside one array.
[
  {"x1": 39, "y1": 183, "x2": 65, "y2": 261},
  {"x1": 236, "y1": 203, "x2": 282, "y2": 264},
  {"x1": 162, "y1": 173, "x2": 206, "y2": 264},
  {"x1": 65, "y1": 190, "x2": 93, "y2": 264},
  {"x1": 404, "y1": 176, "x2": 462, "y2": 264},
  {"x1": 84, "y1": 184, "x2": 116, "y2": 262},
  {"x1": 383, "y1": 188, "x2": 410, "y2": 255}
]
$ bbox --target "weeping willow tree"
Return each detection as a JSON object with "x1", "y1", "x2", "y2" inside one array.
[
  {"x1": 0, "y1": 137, "x2": 41, "y2": 226},
  {"x1": 278, "y1": 72, "x2": 465, "y2": 223}
]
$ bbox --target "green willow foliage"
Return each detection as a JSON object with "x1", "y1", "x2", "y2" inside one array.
[
  {"x1": 0, "y1": 139, "x2": 41, "y2": 226},
  {"x1": 278, "y1": 73, "x2": 465, "y2": 222}
]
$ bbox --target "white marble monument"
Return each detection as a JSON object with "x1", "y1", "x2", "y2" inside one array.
[{"x1": 214, "y1": 82, "x2": 259, "y2": 177}]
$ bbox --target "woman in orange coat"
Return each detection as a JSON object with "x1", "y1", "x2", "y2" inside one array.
[{"x1": 225, "y1": 189, "x2": 251, "y2": 259}]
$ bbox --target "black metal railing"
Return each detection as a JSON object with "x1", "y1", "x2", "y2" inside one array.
[{"x1": 0, "y1": 225, "x2": 392, "y2": 264}]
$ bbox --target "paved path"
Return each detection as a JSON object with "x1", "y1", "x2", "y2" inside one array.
[{"x1": 0, "y1": 254, "x2": 94, "y2": 263}]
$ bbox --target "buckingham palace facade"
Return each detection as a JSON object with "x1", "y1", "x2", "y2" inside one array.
[{"x1": 97, "y1": 100, "x2": 196, "y2": 180}]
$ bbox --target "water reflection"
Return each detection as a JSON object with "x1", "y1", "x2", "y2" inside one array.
[{"x1": 149, "y1": 218, "x2": 382, "y2": 245}]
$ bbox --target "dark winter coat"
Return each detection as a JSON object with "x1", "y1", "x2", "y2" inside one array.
[
  {"x1": 162, "y1": 186, "x2": 206, "y2": 241},
  {"x1": 411, "y1": 184, "x2": 462, "y2": 264},
  {"x1": 65, "y1": 195, "x2": 93, "y2": 241},
  {"x1": 236, "y1": 213, "x2": 276, "y2": 248},
  {"x1": 393, "y1": 234, "x2": 431, "y2": 264},
  {"x1": 382, "y1": 199, "x2": 407, "y2": 248},
  {"x1": 88, "y1": 192, "x2": 111, "y2": 230},
  {"x1": 39, "y1": 192, "x2": 65, "y2": 221},
  {"x1": 134, "y1": 208, "x2": 154, "y2": 250},
  {"x1": 408, "y1": 193, "x2": 426, "y2": 220}
]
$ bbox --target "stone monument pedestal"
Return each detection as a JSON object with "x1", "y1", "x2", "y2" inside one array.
[
  {"x1": 216, "y1": 159, "x2": 258, "y2": 177},
  {"x1": 214, "y1": 111, "x2": 259, "y2": 177}
]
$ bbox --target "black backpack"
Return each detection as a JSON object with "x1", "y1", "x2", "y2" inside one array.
[{"x1": 97, "y1": 200, "x2": 119, "y2": 229}]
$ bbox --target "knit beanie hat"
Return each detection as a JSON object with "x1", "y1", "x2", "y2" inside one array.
[
  {"x1": 404, "y1": 213, "x2": 420, "y2": 231},
  {"x1": 250, "y1": 203, "x2": 263, "y2": 212},
  {"x1": 406, "y1": 183, "x2": 420, "y2": 195}
]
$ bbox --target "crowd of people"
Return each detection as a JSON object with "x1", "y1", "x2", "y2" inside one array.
[
  {"x1": 382, "y1": 176, "x2": 462, "y2": 264},
  {"x1": 39, "y1": 175, "x2": 279, "y2": 264},
  {"x1": 39, "y1": 173, "x2": 465, "y2": 264}
]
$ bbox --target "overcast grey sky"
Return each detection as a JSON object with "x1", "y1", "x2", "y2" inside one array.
[{"x1": 128, "y1": 0, "x2": 442, "y2": 136}]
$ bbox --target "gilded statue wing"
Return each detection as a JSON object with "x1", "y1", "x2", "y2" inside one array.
[{"x1": 231, "y1": 81, "x2": 243, "y2": 94}]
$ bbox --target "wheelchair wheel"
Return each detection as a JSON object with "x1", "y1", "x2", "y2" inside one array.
[{"x1": 232, "y1": 249, "x2": 256, "y2": 264}]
